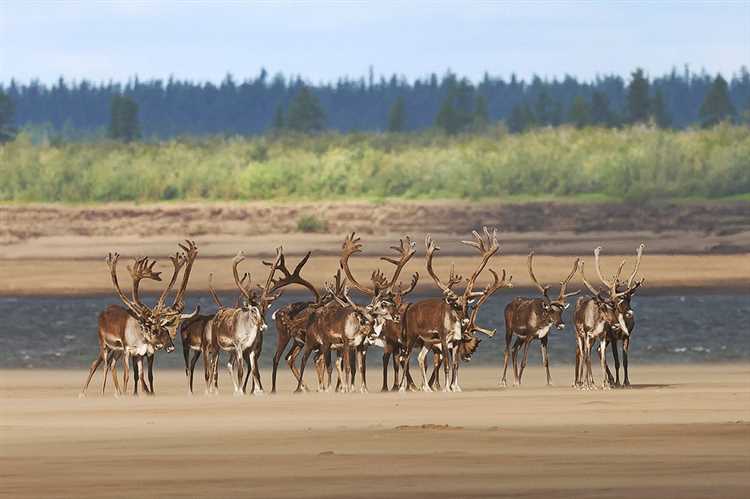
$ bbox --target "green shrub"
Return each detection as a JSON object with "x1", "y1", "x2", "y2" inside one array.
[
  {"x1": 1, "y1": 125, "x2": 748, "y2": 203},
  {"x1": 296, "y1": 215, "x2": 328, "y2": 233}
]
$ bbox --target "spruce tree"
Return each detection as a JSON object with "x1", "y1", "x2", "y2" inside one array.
[
  {"x1": 627, "y1": 68, "x2": 651, "y2": 124},
  {"x1": 108, "y1": 95, "x2": 140, "y2": 142},
  {"x1": 699, "y1": 75, "x2": 736, "y2": 127},
  {"x1": 568, "y1": 96, "x2": 591, "y2": 129},
  {"x1": 590, "y1": 91, "x2": 613, "y2": 127},
  {"x1": 286, "y1": 86, "x2": 325, "y2": 133},
  {"x1": 387, "y1": 96, "x2": 406, "y2": 132},
  {"x1": 0, "y1": 89, "x2": 17, "y2": 143},
  {"x1": 651, "y1": 89, "x2": 671, "y2": 128},
  {"x1": 272, "y1": 104, "x2": 285, "y2": 130},
  {"x1": 472, "y1": 94, "x2": 489, "y2": 130}
]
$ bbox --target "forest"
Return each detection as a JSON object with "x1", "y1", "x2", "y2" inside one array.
[{"x1": 3, "y1": 66, "x2": 749, "y2": 138}]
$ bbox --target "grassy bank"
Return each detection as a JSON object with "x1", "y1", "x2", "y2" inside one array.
[{"x1": 1, "y1": 125, "x2": 748, "y2": 203}]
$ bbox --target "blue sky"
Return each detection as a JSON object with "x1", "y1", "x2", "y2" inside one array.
[{"x1": 1, "y1": 0, "x2": 748, "y2": 84}]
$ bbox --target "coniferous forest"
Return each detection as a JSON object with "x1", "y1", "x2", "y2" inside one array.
[{"x1": 3, "y1": 66, "x2": 749, "y2": 138}]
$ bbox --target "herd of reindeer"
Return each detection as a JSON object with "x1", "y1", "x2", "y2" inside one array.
[{"x1": 79, "y1": 228, "x2": 645, "y2": 398}]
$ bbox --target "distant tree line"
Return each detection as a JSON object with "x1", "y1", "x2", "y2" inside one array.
[{"x1": 1, "y1": 66, "x2": 748, "y2": 140}]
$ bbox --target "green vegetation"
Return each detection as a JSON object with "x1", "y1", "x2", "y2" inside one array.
[
  {"x1": 1, "y1": 125, "x2": 748, "y2": 203},
  {"x1": 296, "y1": 215, "x2": 328, "y2": 233}
]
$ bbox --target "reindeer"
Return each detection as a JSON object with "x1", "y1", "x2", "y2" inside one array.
[
  {"x1": 593, "y1": 244, "x2": 645, "y2": 387},
  {"x1": 268, "y1": 253, "x2": 336, "y2": 393},
  {"x1": 179, "y1": 310, "x2": 213, "y2": 394},
  {"x1": 337, "y1": 233, "x2": 417, "y2": 392},
  {"x1": 500, "y1": 253, "x2": 580, "y2": 387},
  {"x1": 80, "y1": 242, "x2": 199, "y2": 397},
  {"x1": 204, "y1": 248, "x2": 295, "y2": 395},
  {"x1": 294, "y1": 233, "x2": 413, "y2": 393},
  {"x1": 400, "y1": 228, "x2": 511, "y2": 392},
  {"x1": 574, "y1": 258, "x2": 624, "y2": 390},
  {"x1": 376, "y1": 273, "x2": 419, "y2": 392}
]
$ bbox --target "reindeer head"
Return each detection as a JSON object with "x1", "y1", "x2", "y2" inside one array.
[
  {"x1": 207, "y1": 247, "x2": 290, "y2": 332},
  {"x1": 589, "y1": 244, "x2": 646, "y2": 337},
  {"x1": 426, "y1": 227, "x2": 512, "y2": 337},
  {"x1": 340, "y1": 232, "x2": 419, "y2": 326},
  {"x1": 528, "y1": 252, "x2": 580, "y2": 331},
  {"x1": 459, "y1": 334, "x2": 482, "y2": 361},
  {"x1": 105, "y1": 244, "x2": 199, "y2": 348}
]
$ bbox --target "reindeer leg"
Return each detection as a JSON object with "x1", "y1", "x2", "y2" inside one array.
[
  {"x1": 391, "y1": 350, "x2": 402, "y2": 391},
  {"x1": 228, "y1": 349, "x2": 242, "y2": 395},
  {"x1": 382, "y1": 346, "x2": 391, "y2": 392},
  {"x1": 146, "y1": 353, "x2": 155, "y2": 395},
  {"x1": 398, "y1": 341, "x2": 413, "y2": 392},
  {"x1": 622, "y1": 337, "x2": 631, "y2": 387},
  {"x1": 611, "y1": 338, "x2": 621, "y2": 387},
  {"x1": 242, "y1": 349, "x2": 253, "y2": 394},
  {"x1": 583, "y1": 336, "x2": 593, "y2": 390},
  {"x1": 357, "y1": 348, "x2": 367, "y2": 393},
  {"x1": 501, "y1": 330, "x2": 512, "y2": 387},
  {"x1": 288, "y1": 344, "x2": 309, "y2": 392},
  {"x1": 540, "y1": 336, "x2": 552, "y2": 386},
  {"x1": 296, "y1": 344, "x2": 314, "y2": 393},
  {"x1": 122, "y1": 352, "x2": 130, "y2": 395},
  {"x1": 511, "y1": 337, "x2": 523, "y2": 386},
  {"x1": 101, "y1": 350, "x2": 112, "y2": 396},
  {"x1": 599, "y1": 337, "x2": 610, "y2": 390},
  {"x1": 203, "y1": 349, "x2": 212, "y2": 394},
  {"x1": 360, "y1": 347, "x2": 368, "y2": 393},
  {"x1": 188, "y1": 350, "x2": 200, "y2": 394},
  {"x1": 518, "y1": 339, "x2": 531, "y2": 385},
  {"x1": 439, "y1": 334, "x2": 450, "y2": 393},
  {"x1": 417, "y1": 345, "x2": 432, "y2": 392},
  {"x1": 272, "y1": 336, "x2": 291, "y2": 394},
  {"x1": 429, "y1": 352, "x2": 441, "y2": 390},
  {"x1": 249, "y1": 349, "x2": 263, "y2": 395},
  {"x1": 573, "y1": 334, "x2": 583, "y2": 388},
  {"x1": 450, "y1": 344, "x2": 461, "y2": 392},
  {"x1": 110, "y1": 352, "x2": 123, "y2": 397}
]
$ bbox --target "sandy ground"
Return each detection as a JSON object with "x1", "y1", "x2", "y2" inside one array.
[
  {"x1": 1, "y1": 365, "x2": 748, "y2": 498},
  {"x1": 0, "y1": 253, "x2": 748, "y2": 296},
  {"x1": 1, "y1": 201, "x2": 749, "y2": 295}
]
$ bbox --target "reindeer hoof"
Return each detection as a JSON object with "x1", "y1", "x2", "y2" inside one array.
[
  {"x1": 78, "y1": 392, "x2": 86, "y2": 399},
  {"x1": 422, "y1": 385, "x2": 433, "y2": 393},
  {"x1": 453, "y1": 385, "x2": 463, "y2": 393}
]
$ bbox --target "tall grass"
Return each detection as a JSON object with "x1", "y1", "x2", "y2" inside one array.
[{"x1": 1, "y1": 125, "x2": 748, "y2": 203}]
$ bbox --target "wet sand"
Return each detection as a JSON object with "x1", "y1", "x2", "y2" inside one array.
[{"x1": 1, "y1": 365, "x2": 748, "y2": 498}]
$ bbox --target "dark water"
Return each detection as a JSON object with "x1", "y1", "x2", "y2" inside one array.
[{"x1": 1, "y1": 292, "x2": 748, "y2": 370}]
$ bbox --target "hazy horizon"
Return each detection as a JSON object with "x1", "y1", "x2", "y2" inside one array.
[{"x1": 1, "y1": 0, "x2": 748, "y2": 85}]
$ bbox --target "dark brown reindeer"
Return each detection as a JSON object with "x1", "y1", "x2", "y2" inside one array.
[
  {"x1": 267, "y1": 253, "x2": 332, "y2": 393},
  {"x1": 400, "y1": 228, "x2": 511, "y2": 392},
  {"x1": 275, "y1": 271, "x2": 351, "y2": 393},
  {"x1": 595, "y1": 244, "x2": 645, "y2": 387},
  {"x1": 80, "y1": 242, "x2": 199, "y2": 397},
  {"x1": 179, "y1": 310, "x2": 213, "y2": 394},
  {"x1": 574, "y1": 259, "x2": 624, "y2": 390},
  {"x1": 376, "y1": 272, "x2": 419, "y2": 392},
  {"x1": 500, "y1": 253, "x2": 580, "y2": 387},
  {"x1": 294, "y1": 233, "x2": 412, "y2": 393}
]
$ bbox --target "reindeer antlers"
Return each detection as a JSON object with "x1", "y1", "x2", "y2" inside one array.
[{"x1": 340, "y1": 232, "x2": 416, "y2": 297}]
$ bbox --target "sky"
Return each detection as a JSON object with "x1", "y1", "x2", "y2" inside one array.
[{"x1": 1, "y1": 0, "x2": 748, "y2": 85}]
